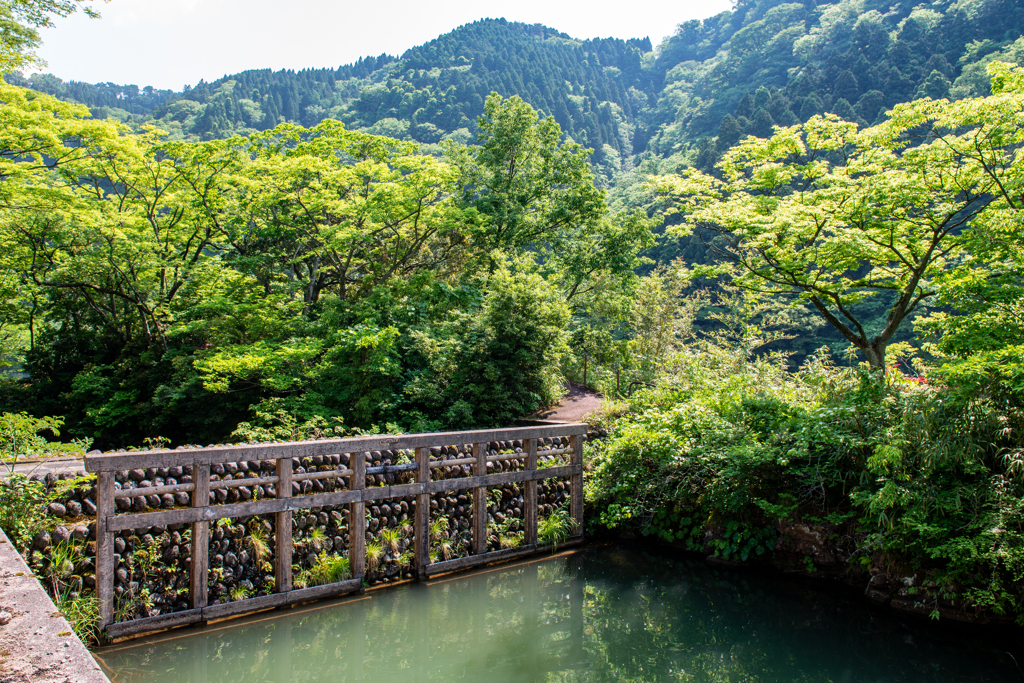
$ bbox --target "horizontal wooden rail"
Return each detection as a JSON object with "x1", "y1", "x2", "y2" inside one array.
[
  {"x1": 85, "y1": 424, "x2": 584, "y2": 472},
  {"x1": 87, "y1": 423, "x2": 588, "y2": 640}
]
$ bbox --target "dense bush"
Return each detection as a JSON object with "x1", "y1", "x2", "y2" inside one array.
[{"x1": 586, "y1": 340, "x2": 1024, "y2": 622}]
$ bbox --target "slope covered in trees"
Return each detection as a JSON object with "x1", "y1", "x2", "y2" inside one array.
[{"x1": 14, "y1": 1, "x2": 1024, "y2": 179}]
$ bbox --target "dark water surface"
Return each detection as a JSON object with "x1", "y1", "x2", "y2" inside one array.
[{"x1": 95, "y1": 543, "x2": 1023, "y2": 682}]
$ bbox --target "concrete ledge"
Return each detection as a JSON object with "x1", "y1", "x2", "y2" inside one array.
[{"x1": 0, "y1": 527, "x2": 110, "y2": 683}]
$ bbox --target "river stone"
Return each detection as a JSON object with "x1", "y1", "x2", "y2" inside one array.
[
  {"x1": 80, "y1": 497, "x2": 97, "y2": 516},
  {"x1": 72, "y1": 525, "x2": 89, "y2": 542},
  {"x1": 52, "y1": 526, "x2": 71, "y2": 545},
  {"x1": 33, "y1": 530, "x2": 51, "y2": 550},
  {"x1": 224, "y1": 552, "x2": 237, "y2": 567},
  {"x1": 175, "y1": 492, "x2": 190, "y2": 506},
  {"x1": 114, "y1": 536, "x2": 126, "y2": 554},
  {"x1": 212, "y1": 554, "x2": 224, "y2": 567},
  {"x1": 115, "y1": 567, "x2": 128, "y2": 584}
]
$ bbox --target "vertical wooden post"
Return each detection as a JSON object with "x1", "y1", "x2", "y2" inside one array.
[
  {"x1": 570, "y1": 434, "x2": 583, "y2": 536},
  {"x1": 95, "y1": 470, "x2": 115, "y2": 630},
  {"x1": 472, "y1": 442, "x2": 487, "y2": 555},
  {"x1": 414, "y1": 447, "x2": 430, "y2": 579},
  {"x1": 190, "y1": 463, "x2": 210, "y2": 610},
  {"x1": 349, "y1": 452, "x2": 366, "y2": 580},
  {"x1": 524, "y1": 439, "x2": 538, "y2": 547},
  {"x1": 275, "y1": 456, "x2": 293, "y2": 594}
]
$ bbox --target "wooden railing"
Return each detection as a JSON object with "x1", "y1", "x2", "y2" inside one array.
[{"x1": 86, "y1": 423, "x2": 588, "y2": 639}]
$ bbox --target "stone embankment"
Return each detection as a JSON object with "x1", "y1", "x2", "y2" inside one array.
[{"x1": 5, "y1": 437, "x2": 577, "y2": 642}]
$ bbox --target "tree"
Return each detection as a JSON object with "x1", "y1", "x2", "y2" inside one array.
[
  {"x1": 448, "y1": 93, "x2": 605, "y2": 252},
  {"x1": 908, "y1": 62, "x2": 1024, "y2": 402},
  {"x1": 0, "y1": 0, "x2": 102, "y2": 73},
  {"x1": 662, "y1": 64, "x2": 1024, "y2": 368},
  {"x1": 446, "y1": 93, "x2": 653, "y2": 306}
]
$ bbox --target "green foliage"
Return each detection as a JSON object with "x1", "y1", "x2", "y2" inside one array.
[
  {"x1": 299, "y1": 553, "x2": 351, "y2": 587},
  {"x1": 538, "y1": 509, "x2": 578, "y2": 549},
  {"x1": 588, "y1": 332, "x2": 1024, "y2": 620},
  {"x1": 0, "y1": 411, "x2": 88, "y2": 464},
  {"x1": 0, "y1": 90, "x2": 602, "y2": 444}
]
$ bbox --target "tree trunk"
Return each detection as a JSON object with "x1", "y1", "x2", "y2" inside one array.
[{"x1": 863, "y1": 341, "x2": 886, "y2": 370}]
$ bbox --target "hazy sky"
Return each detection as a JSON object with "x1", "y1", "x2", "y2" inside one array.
[{"x1": 34, "y1": 0, "x2": 734, "y2": 91}]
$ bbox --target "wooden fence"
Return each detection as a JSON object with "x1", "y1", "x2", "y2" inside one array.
[{"x1": 85, "y1": 423, "x2": 588, "y2": 640}]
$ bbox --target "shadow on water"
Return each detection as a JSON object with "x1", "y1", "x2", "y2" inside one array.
[{"x1": 96, "y1": 542, "x2": 1024, "y2": 683}]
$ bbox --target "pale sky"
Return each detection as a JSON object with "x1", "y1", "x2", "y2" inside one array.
[{"x1": 34, "y1": 0, "x2": 734, "y2": 91}]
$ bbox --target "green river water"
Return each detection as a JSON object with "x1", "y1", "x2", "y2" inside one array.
[{"x1": 95, "y1": 543, "x2": 1023, "y2": 682}]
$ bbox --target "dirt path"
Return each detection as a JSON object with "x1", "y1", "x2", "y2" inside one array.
[{"x1": 530, "y1": 383, "x2": 603, "y2": 423}]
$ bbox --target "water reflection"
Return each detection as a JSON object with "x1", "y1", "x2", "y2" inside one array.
[{"x1": 97, "y1": 544, "x2": 1022, "y2": 683}]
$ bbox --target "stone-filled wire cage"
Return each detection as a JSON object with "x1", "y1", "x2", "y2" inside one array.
[{"x1": 83, "y1": 424, "x2": 587, "y2": 640}]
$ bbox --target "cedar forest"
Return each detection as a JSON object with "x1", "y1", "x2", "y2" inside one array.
[{"x1": 3, "y1": 0, "x2": 1024, "y2": 624}]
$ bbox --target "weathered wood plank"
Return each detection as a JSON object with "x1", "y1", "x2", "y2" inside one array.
[
  {"x1": 202, "y1": 578, "x2": 363, "y2": 621},
  {"x1": 105, "y1": 609, "x2": 203, "y2": 640},
  {"x1": 414, "y1": 447, "x2": 430, "y2": 580},
  {"x1": 428, "y1": 456, "x2": 475, "y2": 469},
  {"x1": 275, "y1": 456, "x2": 293, "y2": 594},
  {"x1": 190, "y1": 464, "x2": 210, "y2": 611},
  {"x1": 96, "y1": 470, "x2": 115, "y2": 631},
  {"x1": 349, "y1": 452, "x2": 366, "y2": 580},
  {"x1": 366, "y1": 462, "x2": 417, "y2": 476},
  {"x1": 525, "y1": 439, "x2": 538, "y2": 547},
  {"x1": 113, "y1": 481, "x2": 196, "y2": 499},
  {"x1": 85, "y1": 439, "x2": 394, "y2": 473},
  {"x1": 292, "y1": 468, "x2": 352, "y2": 483},
  {"x1": 472, "y1": 442, "x2": 487, "y2": 555},
  {"x1": 570, "y1": 434, "x2": 584, "y2": 533},
  {"x1": 105, "y1": 465, "x2": 581, "y2": 532},
  {"x1": 425, "y1": 544, "x2": 540, "y2": 576},
  {"x1": 212, "y1": 475, "x2": 278, "y2": 490},
  {"x1": 85, "y1": 424, "x2": 589, "y2": 472}
]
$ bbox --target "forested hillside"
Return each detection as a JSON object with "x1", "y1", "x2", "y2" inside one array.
[{"x1": 14, "y1": 0, "x2": 1024, "y2": 181}]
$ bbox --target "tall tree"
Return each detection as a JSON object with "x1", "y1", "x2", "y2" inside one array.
[{"x1": 663, "y1": 64, "x2": 1024, "y2": 368}]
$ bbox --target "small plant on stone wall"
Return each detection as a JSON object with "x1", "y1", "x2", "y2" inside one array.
[
  {"x1": 114, "y1": 536, "x2": 163, "y2": 621},
  {"x1": 55, "y1": 583, "x2": 99, "y2": 646},
  {"x1": 380, "y1": 527, "x2": 401, "y2": 554},
  {"x1": 230, "y1": 585, "x2": 251, "y2": 602},
  {"x1": 366, "y1": 542, "x2": 384, "y2": 572},
  {"x1": 538, "y1": 510, "x2": 578, "y2": 550},
  {"x1": 296, "y1": 552, "x2": 352, "y2": 588},
  {"x1": 396, "y1": 551, "x2": 412, "y2": 571},
  {"x1": 491, "y1": 514, "x2": 523, "y2": 550},
  {"x1": 248, "y1": 522, "x2": 270, "y2": 563},
  {"x1": 430, "y1": 516, "x2": 450, "y2": 542},
  {"x1": 307, "y1": 526, "x2": 326, "y2": 552}
]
